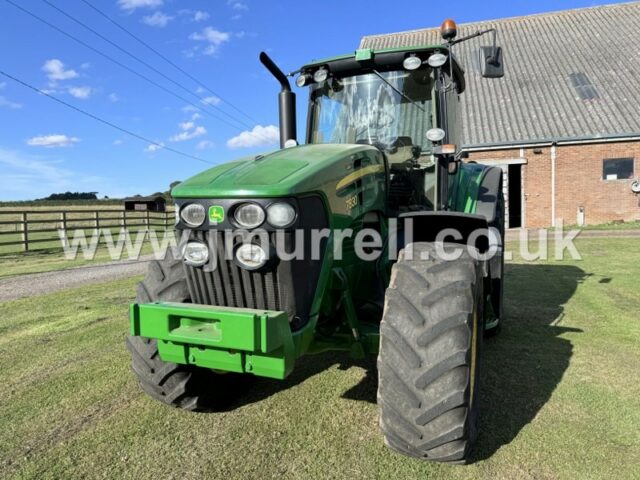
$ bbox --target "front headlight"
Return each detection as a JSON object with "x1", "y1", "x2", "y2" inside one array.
[
  {"x1": 182, "y1": 241, "x2": 209, "y2": 267},
  {"x1": 266, "y1": 202, "x2": 296, "y2": 227},
  {"x1": 180, "y1": 203, "x2": 206, "y2": 227},
  {"x1": 234, "y1": 203, "x2": 265, "y2": 229},
  {"x1": 235, "y1": 243, "x2": 267, "y2": 270}
]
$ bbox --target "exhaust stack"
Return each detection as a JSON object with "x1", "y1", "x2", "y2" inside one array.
[{"x1": 259, "y1": 52, "x2": 297, "y2": 148}]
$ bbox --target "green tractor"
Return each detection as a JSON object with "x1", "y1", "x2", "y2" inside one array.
[{"x1": 128, "y1": 20, "x2": 505, "y2": 463}]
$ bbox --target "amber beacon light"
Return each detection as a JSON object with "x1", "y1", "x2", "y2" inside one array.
[{"x1": 440, "y1": 19, "x2": 458, "y2": 41}]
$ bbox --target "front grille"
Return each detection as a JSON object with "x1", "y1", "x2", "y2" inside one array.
[
  {"x1": 181, "y1": 196, "x2": 328, "y2": 328},
  {"x1": 184, "y1": 231, "x2": 284, "y2": 311}
]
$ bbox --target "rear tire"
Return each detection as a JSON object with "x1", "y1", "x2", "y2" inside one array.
[
  {"x1": 378, "y1": 242, "x2": 483, "y2": 463},
  {"x1": 127, "y1": 251, "x2": 249, "y2": 412}
]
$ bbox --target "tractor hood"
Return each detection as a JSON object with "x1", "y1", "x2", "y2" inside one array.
[{"x1": 171, "y1": 143, "x2": 378, "y2": 198}]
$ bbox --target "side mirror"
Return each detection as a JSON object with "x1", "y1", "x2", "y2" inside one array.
[
  {"x1": 459, "y1": 151, "x2": 469, "y2": 160},
  {"x1": 479, "y1": 46, "x2": 504, "y2": 78}
]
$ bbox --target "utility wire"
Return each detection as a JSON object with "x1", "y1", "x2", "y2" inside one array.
[
  {"x1": 78, "y1": 0, "x2": 260, "y2": 125},
  {"x1": 41, "y1": 0, "x2": 255, "y2": 130},
  {"x1": 3, "y1": 0, "x2": 247, "y2": 132},
  {"x1": 0, "y1": 69, "x2": 214, "y2": 165}
]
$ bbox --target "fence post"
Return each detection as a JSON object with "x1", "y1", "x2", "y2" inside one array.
[
  {"x1": 121, "y1": 210, "x2": 127, "y2": 230},
  {"x1": 60, "y1": 212, "x2": 68, "y2": 248},
  {"x1": 145, "y1": 210, "x2": 150, "y2": 232},
  {"x1": 21, "y1": 212, "x2": 28, "y2": 252}
]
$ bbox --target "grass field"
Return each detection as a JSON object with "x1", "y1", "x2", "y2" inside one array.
[{"x1": 1, "y1": 237, "x2": 640, "y2": 479}]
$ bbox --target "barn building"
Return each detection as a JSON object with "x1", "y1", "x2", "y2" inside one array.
[
  {"x1": 360, "y1": 2, "x2": 640, "y2": 228},
  {"x1": 123, "y1": 195, "x2": 167, "y2": 213}
]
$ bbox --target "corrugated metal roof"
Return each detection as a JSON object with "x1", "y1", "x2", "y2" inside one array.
[{"x1": 359, "y1": 2, "x2": 640, "y2": 147}]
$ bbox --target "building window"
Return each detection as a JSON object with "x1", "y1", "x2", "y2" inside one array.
[{"x1": 603, "y1": 158, "x2": 634, "y2": 180}]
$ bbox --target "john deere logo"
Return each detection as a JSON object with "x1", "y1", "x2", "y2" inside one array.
[{"x1": 209, "y1": 205, "x2": 225, "y2": 224}]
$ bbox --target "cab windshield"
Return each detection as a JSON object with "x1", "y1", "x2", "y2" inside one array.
[{"x1": 309, "y1": 69, "x2": 436, "y2": 152}]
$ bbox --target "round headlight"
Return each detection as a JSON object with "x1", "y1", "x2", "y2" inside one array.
[
  {"x1": 235, "y1": 243, "x2": 267, "y2": 270},
  {"x1": 427, "y1": 53, "x2": 448, "y2": 68},
  {"x1": 403, "y1": 56, "x2": 422, "y2": 71},
  {"x1": 313, "y1": 68, "x2": 328, "y2": 83},
  {"x1": 267, "y1": 202, "x2": 296, "y2": 227},
  {"x1": 296, "y1": 73, "x2": 312, "y2": 88},
  {"x1": 180, "y1": 203, "x2": 206, "y2": 227},
  {"x1": 426, "y1": 128, "x2": 446, "y2": 142},
  {"x1": 234, "y1": 203, "x2": 265, "y2": 229},
  {"x1": 182, "y1": 241, "x2": 209, "y2": 267}
]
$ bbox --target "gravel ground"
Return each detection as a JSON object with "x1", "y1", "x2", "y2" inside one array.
[
  {"x1": 0, "y1": 258, "x2": 151, "y2": 302},
  {"x1": 505, "y1": 228, "x2": 640, "y2": 241}
]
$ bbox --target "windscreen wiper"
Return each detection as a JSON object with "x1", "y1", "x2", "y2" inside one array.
[{"x1": 372, "y1": 69, "x2": 426, "y2": 113}]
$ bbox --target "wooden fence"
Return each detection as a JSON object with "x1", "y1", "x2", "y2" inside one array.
[{"x1": 0, "y1": 208, "x2": 175, "y2": 253}]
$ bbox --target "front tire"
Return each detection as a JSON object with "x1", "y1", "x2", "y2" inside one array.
[
  {"x1": 127, "y1": 251, "x2": 249, "y2": 411},
  {"x1": 378, "y1": 242, "x2": 483, "y2": 463}
]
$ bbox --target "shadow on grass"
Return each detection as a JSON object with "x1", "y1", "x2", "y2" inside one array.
[
  {"x1": 223, "y1": 350, "x2": 371, "y2": 412},
  {"x1": 222, "y1": 263, "x2": 585, "y2": 463},
  {"x1": 472, "y1": 263, "x2": 585, "y2": 462}
]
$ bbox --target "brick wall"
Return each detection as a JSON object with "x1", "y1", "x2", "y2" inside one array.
[{"x1": 467, "y1": 141, "x2": 640, "y2": 228}]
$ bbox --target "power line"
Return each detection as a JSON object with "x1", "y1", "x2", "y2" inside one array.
[
  {"x1": 41, "y1": 0, "x2": 255, "y2": 130},
  {"x1": 0, "y1": 69, "x2": 214, "y2": 165},
  {"x1": 3, "y1": 0, "x2": 247, "y2": 132},
  {"x1": 79, "y1": 0, "x2": 260, "y2": 125}
]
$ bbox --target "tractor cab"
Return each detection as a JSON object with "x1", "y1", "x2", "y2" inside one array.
[{"x1": 298, "y1": 45, "x2": 465, "y2": 213}]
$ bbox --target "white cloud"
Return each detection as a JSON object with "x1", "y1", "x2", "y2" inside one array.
[
  {"x1": 142, "y1": 11, "x2": 173, "y2": 27},
  {"x1": 68, "y1": 86, "x2": 93, "y2": 99},
  {"x1": 227, "y1": 125, "x2": 279, "y2": 149},
  {"x1": 169, "y1": 123, "x2": 207, "y2": 142},
  {"x1": 191, "y1": 112, "x2": 203, "y2": 121},
  {"x1": 27, "y1": 134, "x2": 80, "y2": 148},
  {"x1": 201, "y1": 95, "x2": 221, "y2": 106},
  {"x1": 0, "y1": 147, "x2": 105, "y2": 199},
  {"x1": 80, "y1": 62, "x2": 91, "y2": 69},
  {"x1": 145, "y1": 143, "x2": 164, "y2": 153},
  {"x1": 181, "y1": 104, "x2": 198, "y2": 113},
  {"x1": 118, "y1": 0, "x2": 162, "y2": 11},
  {"x1": 113, "y1": 139, "x2": 123, "y2": 146},
  {"x1": 193, "y1": 10, "x2": 210, "y2": 22},
  {"x1": 227, "y1": 1, "x2": 248, "y2": 11},
  {"x1": 42, "y1": 59, "x2": 78, "y2": 82},
  {"x1": 0, "y1": 96, "x2": 22, "y2": 109},
  {"x1": 189, "y1": 27, "x2": 231, "y2": 55},
  {"x1": 197, "y1": 140, "x2": 215, "y2": 150},
  {"x1": 108, "y1": 93, "x2": 119, "y2": 102}
]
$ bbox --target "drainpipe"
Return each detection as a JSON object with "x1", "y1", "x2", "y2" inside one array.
[{"x1": 551, "y1": 143, "x2": 557, "y2": 228}]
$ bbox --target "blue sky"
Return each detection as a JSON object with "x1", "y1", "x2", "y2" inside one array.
[{"x1": 0, "y1": 0, "x2": 627, "y2": 200}]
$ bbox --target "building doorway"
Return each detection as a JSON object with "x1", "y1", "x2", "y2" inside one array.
[{"x1": 508, "y1": 164, "x2": 522, "y2": 228}]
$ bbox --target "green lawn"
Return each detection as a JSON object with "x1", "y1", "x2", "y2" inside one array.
[{"x1": 1, "y1": 238, "x2": 639, "y2": 479}]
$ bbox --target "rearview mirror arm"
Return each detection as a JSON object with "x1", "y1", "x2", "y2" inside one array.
[{"x1": 451, "y1": 28, "x2": 499, "y2": 65}]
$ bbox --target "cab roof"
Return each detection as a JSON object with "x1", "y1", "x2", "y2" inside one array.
[{"x1": 300, "y1": 44, "x2": 466, "y2": 93}]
